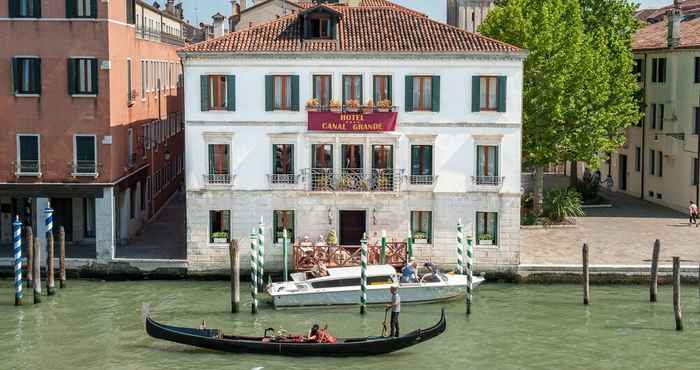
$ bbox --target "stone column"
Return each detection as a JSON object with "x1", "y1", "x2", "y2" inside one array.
[
  {"x1": 35, "y1": 197, "x2": 50, "y2": 260},
  {"x1": 95, "y1": 187, "x2": 116, "y2": 261}
]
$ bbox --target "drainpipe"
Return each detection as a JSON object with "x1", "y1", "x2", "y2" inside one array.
[
  {"x1": 641, "y1": 53, "x2": 647, "y2": 200},
  {"x1": 696, "y1": 92, "x2": 699, "y2": 205}
]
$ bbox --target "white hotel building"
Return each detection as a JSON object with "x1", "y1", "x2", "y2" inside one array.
[{"x1": 179, "y1": 1, "x2": 526, "y2": 272}]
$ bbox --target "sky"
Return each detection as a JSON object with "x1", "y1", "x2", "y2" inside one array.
[{"x1": 181, "y1": 0, "x2": 673, "y2": 25}]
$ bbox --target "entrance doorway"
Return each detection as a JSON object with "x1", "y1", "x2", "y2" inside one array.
[
  {"x1": 619, "y1": 154, "x2": 628, "y2": 191},
  {"x1": 339, "y1": 210, "x2": 366, "y2": 246},
  {"x1": 51, "y1": 198, "x2": 73, "y2": 241}
]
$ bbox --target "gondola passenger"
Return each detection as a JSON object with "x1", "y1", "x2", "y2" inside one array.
[{"x1": 400, "y1": 259, "x2": 418, "y2": 283}]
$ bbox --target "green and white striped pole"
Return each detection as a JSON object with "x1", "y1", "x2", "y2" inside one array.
[
  {"x1": 406, "y1": 227, "x2": 413, "y2": 261},
  {"x1": 282, "y1": 229, "x2": 289, "y2": 282},
  {"x1": 466, "y1": 223, "x2": 474, "y2": 315},
  {"x1": 257, "y1": 217, "x2": 265, "y2": 293},
  {"x1": 249, "y1": 230, "x2": 258, "y2": 314},
  {"x1": 457, "y1": 219, "x2": 464, "y2": 275},
  {"x1": 360, "y1": 233, "x2": 368, "y2": 315},
  {"x1": 380, "y1": 229, "x2": 387, "y2": 265}
]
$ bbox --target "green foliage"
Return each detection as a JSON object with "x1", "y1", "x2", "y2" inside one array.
[
  {"x1": 543, "y1": 187, "x2": 584, "y2": 222},
  {"x1": 522, "y1": 212, "x2": 538, "y2": 225},
  {"x1": 478, "y1": 234, "x2": 494, "y2": 241},
  {"x1": 326, "y1": 229, "x2": 337, "y2": 245},
  {"x1": 211, "y1": 231, "x2": 229, "y2": 239},
  {"x1": 576, "y1": 177, "x2": 600, "y2": 202},
  {"x1": 479, "y1": 0, "x2": 642, "y2": 168}
]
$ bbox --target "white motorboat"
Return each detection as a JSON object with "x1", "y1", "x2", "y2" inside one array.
[{"x1": 266, "y1": 265, "x2": 485, "y2": 309}]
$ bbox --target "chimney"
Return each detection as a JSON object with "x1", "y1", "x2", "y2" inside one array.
[
  {"x1": 166, "y1": 0, "x2": 175, "y2": 14},
  {"x1": 212, "y1": 13, "x2": 226, "y2": 38},
  {"x1": 667, "y1": 0, "x2": 682, "y2": 48}
]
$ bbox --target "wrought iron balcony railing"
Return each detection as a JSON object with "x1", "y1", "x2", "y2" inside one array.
[
  {"x1": 472, "y1": 175, "x2": 505, "y2": 186},
  {"x1": 15, "y1": 160, "x2": 41, "y2": 176},
  {"x1": 407, "y1": 174, "x2": 437, "y2": 185},
  {"x1": 70, "y1": 160, "x2": 102, "y2": 178},
  {"x1": 268, "y1": 173, "x2": 299, "y2": 185},
  {"x1": 204, "y1": 173, "x2": 232, "y2": 185},
  {"x1": 305, "y1": 168, "x2": 403, "y2": 192},
  {"x1": 136, "y1": 24, "x2": 185, "y2": 46}
]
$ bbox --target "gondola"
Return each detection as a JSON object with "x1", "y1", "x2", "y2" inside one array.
[{"x1": 145, "y1": 309, "x2": 446, "y2": 357}]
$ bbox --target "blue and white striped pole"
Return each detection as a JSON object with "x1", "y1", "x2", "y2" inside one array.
[
  {"x1": 45, "y1": 203, "x2": 54, "y2": 238},
  {"x1": 13, "y1": 216, "x2": 23, "y2": 306}
]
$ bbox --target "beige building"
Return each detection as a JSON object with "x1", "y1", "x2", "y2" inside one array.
[
  {"x1": 446, "y1": 0, "x2": 494, "y2": 34},
  {"x1": 601, "y1": 6, "x2": 700, "y2": 213}
]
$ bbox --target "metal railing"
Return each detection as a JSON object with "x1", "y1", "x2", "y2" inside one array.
[
  {"x1": 204, "y1": 173, "x2": 232, "y2": 185},
  {"x1": 136, "y1": 24, "x2": 185, "y2": 46},
  {"x1": 16, "y1": 160, "x2": 40, "y2": 175},
  {"x1": 268, "y1": 173, "x2": 299, "y2": 185},
  {"x1": 407, "y1": 174, "x2": 437, "y2": 185},
  {"x1": 306, "y1": 168, "x2": 403, "y2": 192},
  {"x1": 306, "y1": 105, "x2": 399, "y2": 113},
  {"x1": 472, "y1": 175, "x2": 504, "y2": 186},
  {"x1": 70, "y1": 160, "x2": 101, "y2": 177}
]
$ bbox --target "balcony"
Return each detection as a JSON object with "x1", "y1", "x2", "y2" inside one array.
[
  {"x1": 267, "y1": 174, "x2": 299, "y2": 186},
  {"x1": 472, "y1": 175, "x2": 505, "y2": 191},
  {"x1": 136, "y1": 24, "x2": 185, "y2": 46},
  {"x1": 13, "y1": 160, "x2": 42, "y2": 177},
  {"x1": 305, "y1": 168, "x2": 403, "y2": 192},
  {"x1": 407, "y1": 175, "x2": 437, "y2": 186},
  {"x1": 70, "y1": 160, "x2": 101, "y2": 178},
  {"x1": 203, "y1": 173, "x2": 233, "y2": 186}
]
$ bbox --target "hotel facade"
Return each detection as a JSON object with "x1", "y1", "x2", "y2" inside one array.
[{"x1": 180, "y1": 1, "x2": 525, "y2": 272}]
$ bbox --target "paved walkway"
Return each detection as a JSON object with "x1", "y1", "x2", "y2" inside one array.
[
  {"x1": 521, "y1": 187, "x2": 697, "y2": 266},
  {"x1": 115, "y1": 191, "x2": 186, "y2": 260}
]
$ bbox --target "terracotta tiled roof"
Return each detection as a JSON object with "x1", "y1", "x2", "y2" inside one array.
[
  {"x1": 636, "y1": 0, "x2": 700, "y2": 23},
  {"x1": 182, "y1": 1, "x2": 522, "y2": 54},
  {"x1": 632, "y1": 17, "x2": 700, "y2": 50}
]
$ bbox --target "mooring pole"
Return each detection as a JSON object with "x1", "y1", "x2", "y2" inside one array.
[
  {"x1": 250, "y1": 230, "x2": 258, "y2": 315},
  {"x1": 46, "y1": 233, "x2": 55, "y2": 296},
  {"x1": 360, "y1": 233, "x2": 368, "y2": 315},
  {"x1": 229, "y1": 240, "x2": 240, "y2": 313},
  {"x1": 673, "y1": 256, "x2": 682, "y2": 331},
  {"x1": 456, "y1": 219, "x2": 464, "y2": 274},
  {"x1": 13, "y1": 216, "x2": 23, "y2": 306},
  {"x1": 380, "y1": 229, "x2": 387, "y2": 265},
  {"x1": 466, "y1": 230, "x2": 474, "y2": 315},
  {"x1": 582, "y1": 243, "x2": 590, "y2": 305},
  {"x1": 59, "y1": 226, "x2": 66, "y2": 288},
  {"x1": 25, "y1": 227, "x2": 33, "y2": 289},
  {"x1": 406, "y1": 227, "x2": 413, "y2": 261},
  {"x1": 650, "y1": 239, "x2": 660, "y2": 302},
  {"x1": 33, "y1": 236, "x2": 42, "y2": 304},
  {"x1": 257, "y1": 218, "x2": 265, "y2": 294}
]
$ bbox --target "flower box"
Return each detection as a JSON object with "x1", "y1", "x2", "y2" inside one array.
[
  {"x1": 414, "y1": 238, "x2": 428, "y2": 244},
  {"x1": 213, "y1": 238, "x2": 228, "y2": 244},
  {"x1": 478, "y1": 239, "x2": 493, "y2": 246}
]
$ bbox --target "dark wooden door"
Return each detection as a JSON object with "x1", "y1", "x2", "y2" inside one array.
[
  {"x1": 50, "y1": 198, "x2": 73, "y2": 242},
  {"x1": 619, "y1": 154, "x2": 627, "y2": 191},
  {"x1": 339, "y1": 210, "x2": 366, "y2": 246}
]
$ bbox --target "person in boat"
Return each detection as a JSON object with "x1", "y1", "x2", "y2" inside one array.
[
  {"x1": 199, "y1": 320, "x2": 207, "y2": 330},
  {"x1": 312, "y1": 260, "x2": 329, "y2": 278},
  {"x1": 421, "y1": 261, "x2": 441, "y2": 282},
  {"x1": 307, "y1": 324, "x2": 336, "y2": 343},
  {"x1": 400, "y1": 259, "x2": 418, "y2": 283},
  {"x1": 386, "y1": 285, "x2": 401, "y2": 337}
]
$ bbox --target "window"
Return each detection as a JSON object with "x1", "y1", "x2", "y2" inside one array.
[
  {"x1": 127, "y1": 59, "x2": 133, "y2": 102},
  {"x1": 84, "y1": 198, "x2": 96, "y2": 238},
  {"x1": 129, "y1": 186, "x2": 136, "y2": 219},
  {"x1": 658, "y1": 104, "x2": 664, "y2": 131},
  {"x1": 140, "y1": 181, "x2": 146, "y2": 211},
  {"x1": 209, "y1": 210, "x2": 230, "y2": 243},
  {"x1": 273, "y1": 210, "x2": 295, "y2": 244},
  {"x1": 373, "y1": 75, "x2": 392, "y2": 104},
  {"x1": 140, "y1": 60, "x2": 146, "y2": 98},
  {"x1": 9, "y1": 0, "x2": 41, "y2": 18},
  {"x1": 207, "y1": 144, "x2": 230, "y2": 183},
  {"x1": 342, "y1": 144, "x2": 363, "y2": 171},
  {"x1": 693, "y1": 158, "x2": 699, "y2": 186},
  {"x1": 312, "y1": 144, "x2": 333, "y2": 169},
  {"x1": 67, "y1": 0, "x2": 96, "y2": 18},
  {"x1": 650, "y1": 149, "x2": 655, "y2": 175},
  {"x1": 410, "y1": 211, "x2": 432, "y2": 243},
  {"x1": 651, "y1": 58, "x2": 666, "y2": 83},
  {"x1": 68, "y1": 58, "x2": 98, "y2": 95},
  {"x1": 208, "y1": 75, "x2": 227, "y2": 110},
  {"x1": 476, "y1": 212, "x2": 498, "y2": 246},
  {"x1": 695, "y1": 57, "x2": 700, "y2": 84},
  {"x1": 658, "y1": 151, "x2": 663, "y2": 177},
  {"x1": 312, "y1": 75, "x2": 331, "y2": 106},
  {"x1": 127, "y1": 128, "x2": 134, "y2": 165},
  {"x1": 410, "y1": 145, "x2": 433, "y2": 184},
  {"x1": 635, "y1": 146, "x2": 641, "y2": 172},
  {"x1": 12, "y1": 57, "x2": 41, "y2": 95},
  {"x1": 476, "y1": 145, "x2": 499, "y2": 184},
  {"x1": 273, "y1": 75, "x2": 292, "y2": 110},
  {"x1": 17, "y1": 135, "x2": 40, "y2": 174},
  {"x1": 694, "y1": 107, "x2": 700, "y2": 135},
  {"x1": 310, "y1": 17, "x2": 331, "y2": 38},
  {"x1": 411, "y1": 76, "x2": 433, "y2": 111},
  {"x1": 633, "y1": 59, "x2": 643, "y2": 83},
  {"x1": 479, "y1": 76, "x2": 499, "y2": 111},
  {"x1": 342, "y1": 75, "x2": 362, "y2": 105},
  {"x1": 126, "y1": 0, "x2": 135, "y2": 24},
  {"x1": 272, "y1": 144, "x2": 294, "y2": 180},
  {"x1": 74, "y1": 135, "x2": 96, "y2": 174}
]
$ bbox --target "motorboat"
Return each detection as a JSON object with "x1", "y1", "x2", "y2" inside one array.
[{"x1": 266, "y1": 265, "x2": 484, "y2": 309}]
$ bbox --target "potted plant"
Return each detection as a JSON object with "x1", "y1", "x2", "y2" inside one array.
[
  {"x1": 329, "y1": 99, "x2": 341, "y2": 112},
  {"x1": 326, "y1": 229, "x2": 338, "y2": 246},
  {"x1": 413, "y1": 231, "x2": 428, "y2": 244},
  {"x1": 306, "y1": 98, "x2": 320, "y2": 111},
  {"x1": 364, "y1": 99, "x2": 374, "y2": 113},
  {"x1": 211, "y1": 231, "x2": 229, "y2": 244},
  {"x1": 345, "y1": 99, "x2": 361, "y2": 112},
  {"x1": 478, "y1": 233, "x2": 493, "y2": 245},
  {"x1": 377, "y1": 99, "x2": 392, "y2": 112}
]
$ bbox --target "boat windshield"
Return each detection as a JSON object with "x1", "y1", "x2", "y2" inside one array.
[{"x1": 311, "y1": 275, "x2": 393, "y2": 289}]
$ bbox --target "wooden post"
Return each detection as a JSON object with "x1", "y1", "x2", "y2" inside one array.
[
  {"x1": 59, "y1": 226, "x2": 66, "y2": 288},
  {"x1": 229, "y1": 240, "x2": 240, "y2": 313},
  {"x1": 582, "y1": 243, "x2": 590, "y2": 305},
  {"x1": 33, "y1": 236, "x2": 41, "y2": 304},
  {"x1": 46, "y1": 233, "x2": 55, "y2": 295},
  {"x1": 672, "y1": 256, "x2": 682, "y2": 331},
  {"x1": 25, "y1": 227, "x2": 33, "y2": 289},
  {"x1": 650, "y1": 239, "x2": 660, "y2": 302}
]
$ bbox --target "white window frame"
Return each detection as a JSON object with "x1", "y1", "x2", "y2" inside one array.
[
  {"x1": 73, "y1": 134, "x2": 98, "y2": 177},
  {"x1": 15, "y1": 134, "x2": 41, "y2": 176}
]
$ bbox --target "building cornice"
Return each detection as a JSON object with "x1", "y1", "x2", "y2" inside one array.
[{"x1": 178, "y1": 51, "x2": 528, "y2": 62}]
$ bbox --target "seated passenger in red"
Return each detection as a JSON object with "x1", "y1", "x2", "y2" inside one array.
[{"x1": 307, "y1": 324, "x2": 336, "y2": 343}]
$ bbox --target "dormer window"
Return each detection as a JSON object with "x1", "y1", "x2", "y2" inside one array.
[
  {"x1": 310, "y1": 17, "x2": 331, "y2": 39},
  {"x1": 301, "y1": 5, "x2": 340, "y2": 40}
]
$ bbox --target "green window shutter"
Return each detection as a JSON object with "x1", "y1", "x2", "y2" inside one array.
[
  {"x1": 471, "y1": 76, "x2": 481, "y2": 112},
  {"x1": 387, "y1": 76, "x2": 392, "y2": 102},
  {"x1": 312, "y1": 76, "x2": 318, "y2": 101},
  {"x1": 342, "y1": 76, "x2": 346, "y2": 105},
  {"x1": 90, "y1": 58, "x2": 97, "y2": 95},
  {"x1": 291, "y1": 75, "x2": 299, "y2": 111},
  {"x1": 90, "y1": 0, "x2": 97, "y2": 17},
  {"x1": 265, "y1": 75, "x2": 274, "y2": 111},
  {"x1": 410, "y1": 145, "x2": 419, "y2": 176},
  {"x1": 494, "y1": 146, "x2": 499, "y2": 176},
  {"x1": 226, "y1": 75, "x2": 236, "y2": 111},
  {"x1": 66, "y1": 0, "x2": 74, "y2": 17},
  {"x1": 427, "y1": 212, "x2": 432, "y2": 243},
  {"x1": 76, "y1": 136, "x2": 95, "y2": 161},
  {"x1": 359, "y1": 77, "x2": 363, "y2": 104},
  {"x1": 9, "y1": 0, "x2": 18, "y2": 17},
  {"x1": 289, "y1": 144, "x2": 294, "y2": 174},
  {"x1": 67, "y1": 59, "x2": 76, "y2": 95},
  {"x1": 497, "y1": 76, "x2": 507, "y2": 112},
  {"x1": 431, "y1": 76, "x2": 440, "y2": 112},
  {"x1": 208, "y1": 145, "x2": 214, "y2": 174},
  {"x1": 404, "y1": 75, "x2": 413, "y2": 112},
  {"x1": 11, "y1": 58, "x2": 19, "y2": 94},
  {"x1": 20, "y1": 136, "x2": 38, "y2": 161},
  {"x1": 200, "y1": 75, "x2": 209, "y2": 111},
  {"x1": 34, "y1": 0, "x2": 41, "y2": 17},
  {"x1": 34, "y1": 58, "x2": 41, "y2": 94},
  {"x1": 493, "y1": 213, "x2": 499, "y2": 245},
  {"x1": 424, "y1": 145, "x2": 432, "y2": 176}
]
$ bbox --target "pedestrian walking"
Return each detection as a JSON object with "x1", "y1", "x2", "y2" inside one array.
[
  {"x1": 386, "y1": 285, "x2": 401, "y2": 337},
  {"x1": 689, "y1": 201, "x2": 698, "y2": 227}
]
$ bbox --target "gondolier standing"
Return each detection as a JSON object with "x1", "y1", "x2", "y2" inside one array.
[{"x1": 387, "y1": 285, "x2": 401, "y2": 337}]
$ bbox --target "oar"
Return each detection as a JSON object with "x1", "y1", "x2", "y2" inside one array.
[{"x1": 381, "y1": 307, "x2": 390, "y2": 337}]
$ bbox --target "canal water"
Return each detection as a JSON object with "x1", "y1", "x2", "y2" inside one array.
[{"x1": 1, "y1": 281, "x2": 700, "y2": 370}]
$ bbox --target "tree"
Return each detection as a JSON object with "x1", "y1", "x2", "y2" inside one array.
[{"x1": 479, "y1": 0, "x2": 641, "y2": 213}]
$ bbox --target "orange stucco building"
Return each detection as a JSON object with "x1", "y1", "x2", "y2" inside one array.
[{"x1": 0, "y1": 0, "x2": 185, "y2": 260}]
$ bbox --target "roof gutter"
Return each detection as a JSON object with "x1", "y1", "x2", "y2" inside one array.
[{"x1": 177, "y1": 50, "x2": 529, "y2": 61}]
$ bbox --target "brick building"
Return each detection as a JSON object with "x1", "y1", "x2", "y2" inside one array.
[{"x1": 0, "y1": 0, "x2": 185, "y2": 261}]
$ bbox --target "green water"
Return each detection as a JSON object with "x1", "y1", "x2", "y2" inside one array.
[{"x1": 1, "y1": 281, "x2": 700, "y2": 370}]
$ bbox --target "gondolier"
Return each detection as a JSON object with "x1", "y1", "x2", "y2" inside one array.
[{"x1": 387, "y1": 285, "x2": 400, "y2": 337}]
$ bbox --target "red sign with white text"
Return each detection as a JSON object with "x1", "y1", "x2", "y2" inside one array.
[{"x1": 307, "y1": 112, "x2": 398, "y2": 132}]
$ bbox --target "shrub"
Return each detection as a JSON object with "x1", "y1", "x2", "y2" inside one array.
[
  {"x1": 543, "y1": 187, "x2": 584, "y2": 222},
  {"x1": 521, "y1": 212, "x2": 537, "y2": 226},
  {"x1": 576, "y1": 177, "x2": 600, "y2": 202}
]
